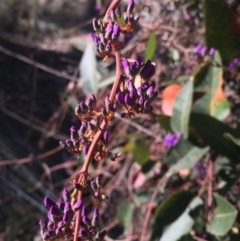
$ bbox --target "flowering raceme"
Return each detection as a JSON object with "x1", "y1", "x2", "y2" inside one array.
[{"x1": 39, "y1": 0, "x2": 159, "y2": 240}]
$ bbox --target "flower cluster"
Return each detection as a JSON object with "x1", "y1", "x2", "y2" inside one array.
[
  {"x1": 228, "y1": 57, "x2": 239, "y2": 70},
  {"x1": 116, "y1": 59, "x2": 157, "y2": 117},
  {"x1": 90, "y1": 0, "x2": 139, "y2": 61},
  {"x1": 39, "y1": 177, "x2": 107, "y2": 241},
  {"x1": 195, "y1": 44, "x2": 215, "y2": 57},
  {"x1": 163, "y1": 132, "x2": 183, "y2": 148},
  {"x1": 59, "y1": 93, "x2": 121, "y2": 162}
]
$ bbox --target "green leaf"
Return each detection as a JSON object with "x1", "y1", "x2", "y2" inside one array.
[
  {"x1": 190, "y1": 113, "x2": 240, "y2": 162},
  {"x1": 156, "y1": 115, "x2": 172, "y2": 132},
  {"x1": 144, "y1": 32, "x2": 157, "y2": 62},
  {"x1": 133, "y1": 192, "x2": 152, "y2": 206},
  {"x1": 126, "y1": 139, "x2": 150, "y2": 166},
  {"x1": 169, "y1": 47, "x2": 180, "y2": 62},
  {"x1": 150, "y1": 191, "x2": 195, "y2": 241},
  {"x1": 159, "y1": 197, "x2": 203, "y2": 241},
  {"x1": 166, "y1": 145, "x2": 209, "y2": 179},
  {"x1": 80, "y1": 41, "x2": 100, "y2": 95},
  {"x1": 193, "y1": 52, "x2": 230, "y2": 120},
  {"x1": 223, "y1": 133, "x2": 240, "y2": 146},
  {"x1": 204, "y1": 0, "x2": 240, "y2": 62},
  {"x1": 207, "y1": 194, "x2": 237, "y2": 236},
  {"x1": 117, "y1": 200, "x2": 134, "y2": 235},
  {"x1": 171, "y1": 79, "x2": 193, "y2": 138}
]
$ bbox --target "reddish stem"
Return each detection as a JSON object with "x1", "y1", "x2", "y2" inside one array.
[{"x1": 73, "y1": 50, "x2": 122, "y2": 241}]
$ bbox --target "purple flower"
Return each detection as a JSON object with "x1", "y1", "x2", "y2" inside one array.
[
  {"x1": 122, "y1": 59, "x2": 130, "y2": 76},
  {"x1": 62, "y1": 188, "x2": 70, "y2": 203},
  {"x1": 44, "y1": 197, "x2": 55, "y2": 209},
  {"x1": 127, "y1": 0, "x2": 135, "y2": 15},
  {"x1": 140, "y1": 60, "x2": 155, "y2": 80},
  {"x1": 194, "y1": 162, "x2": 206, "y2": 180},
  {"x1": 116, "y1": 92, "x2": 125, "y2": 105},
  {"x1": 209, "y1": 47, "x2": 215, "y2": 56},
  {"x1": 112, "y1": 23, "x2": 120, "y2": 40},
  {"x1": 163, "y1": 132, "x2": 183, "y2": 148},
  {"x1": 195, "y1": 44, "x2": 202, "y2": 53}
]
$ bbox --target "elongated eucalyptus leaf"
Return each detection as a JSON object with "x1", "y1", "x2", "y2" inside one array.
[
  {"x1": 144, "y1": 32, "x2": 157, "y2": 62},
  {"x1": 193, "y1": 51, "x2": 230, "y2": 120},
  {"x1": 190, "y1": 113, "x2": 240, "y2": 162},
  {"x1": 207, "y1": 194, "x2": 237, "y2": 236},
  {"x1": 171, "y1": 79, "x2": 193, "y2": 138},
  {"x1": 150, "y1": 191, "x2": 194, "y2": 241},
  {"x1": 160, "y1": 197, "x2": 203, "y2": 241},
  {"x1": 80, "y1": 41, "x2": 100, "y2": 95},
  {"x1": 166, "y1": 145, "x2": 209, "y2": 179},
  {"x1": 117, "y1": 200, "x2": 134, "y2": 235}
]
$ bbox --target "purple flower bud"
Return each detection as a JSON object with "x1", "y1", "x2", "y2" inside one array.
[
  {"x1": 110, "y1": 10, "x2": 117, "y2": 22},
  {"x1": 194, "y1": 162, "x2": 206, "y2": 180},
  {"x1": 137, "y1": 87, "x2": 142, "y2": 97},
  {"x1": 66, "y1": 139, "x2": 74, "y2": 149},
  {"x1": 122, "y1": 59, "x2": 130, "y2": 77},
  {"x1": 82, "y1": 215, "x2": 91, "y2": 226},
  {"x1": 79, "y1": 229, "x2": 88, "y2": 238},
  {"x1": 91, "y1": 180, "x2": 98, "y2": 191},
  {"x1": 55, "y1": 227, "x2": 61, "y2": 235},
  {"x1": 101, "y1": 107, "x2": 108, "y2": 117},
  {"x1": 103, "y1": 131, "x2": 108, "y2": 144},
  {"x1": 78, "y1": 122, "x2": 87, "y2": 136},
  {"x1": 56, "y1": 200, "x2": 64, "y2": 211},
  {"x1": 139, "y1": 96, "x2": 144, "y2": 106},
  {"x1": 124, "y1": 93, "x2": 134, "y2": 106},
  {"x1": 116, "y1": 92, "x2": 125, "y2": 105},
  {"x1": 99, "y1": 42, "x2": 105, "y2": 53},
  {"x1": 47, "y1": 211, "x2": 55, "y2": 223},
  {"x1": 39, "y1": 219, "x2": 45, "y2": 228},
  {"x1": 116, "y1": 152, "x2": 122, "y2": 158},
  {"x1": 195, "y1": 44, "x2": 202, "y2": 53},
  {"x1": 49, "y1": 205, "x2": 61, "y2": 217},
  {"x1": 112, "y1": 23, "x2": 120, "y2": 40},
  {"x1": 83, "y1": 144, "x2": 89, "y2": 155},
  {"x1": 62, "y1": 188, "x2": 70, "y2": 203},
  {"x1": 146, "y1": 86, "x2": 154, "y2": 97},
  {"x1": 81, "y1": 206, "x2": 87, "y2": 216},
  {"x1": 90, "y1": 32, "x2": 97, "y2": 43},
  {"x1": 73, "y1": 200, "x2": 82, "y2": 212},
  {"x1": 120, "y1": 111, "x2": 127, "y2": 118},
  {"x1": 105, "y1": 97, "x2": 112, "y2": 113},
  {"x1": 79, "y1": 102, "x2": 88, "y2": 113},
  {"x1": 47, "y1": 220, "x2": 54, "y2": 231},
  {"x1": 92, "y1": 208, "x2": 99, "y2": 226},
  {"x1": 95, "y1": 177, "x2": 101, "y2": 188},
  {"x1": 105, "y1": 23, "x2": 113, "y2": 39},
  {"x1": 73, "y1": 139, "x2": 80, "y2": 148},
  {"x1": 134, "y1": 14, "x2": 140, "y2": 22},
  {"x1": 42, "y1": 231, "x2": 52, "y2": 240},
  {"x1": 59, "y1": 141, "x2": 68, "y2": 149},
  {"x1": 62, "y1": 212, "x2": 71, "y2": 224},
  {"x1": 200, "y1": 47, "x2": 207, "y2": 56},
  {"x1": 144, "y1": 100, "x2": 150, "y2": 109},
  {"x1": 44, "y1": 197, "x2": 55, "y2": 209},
  {"x1": 75, "y1": 104, "x2": 81, "y2": 116},
  {"x1": 209, "y1": 47, "x2": 215, "y2": 56},
  {"x1": 126, "y1": 80, "x2": 136, "y2": 92},
  {"x1": 127, "y1": 0, "x2": 135, "y2": 15},
  {"x1": 140, "y1": 60, "x2": 155, "y2": 80},
  {"x1": 92, "y1": 18, "x2": 99, "y2": 31},
  {"x1": 58, "y1": 221, "x2": 64, "y2": 228},
  {"x1": 64, "y1": 202, "x2": 71, "y2": 213}
]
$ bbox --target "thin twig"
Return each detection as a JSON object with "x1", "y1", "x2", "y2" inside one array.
[
  {"x1": 140, "y1": 174, "x2": 167, "y2": 241},
  {"x1": 207, "y1": 160, "x2": 214, "y2": 208},
  {"x1": 0, "y1": 146, "x2": 62, "y2": 166},
  {"x1": 0, "y1": 45, "x2": 79, "y2": 82}
]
